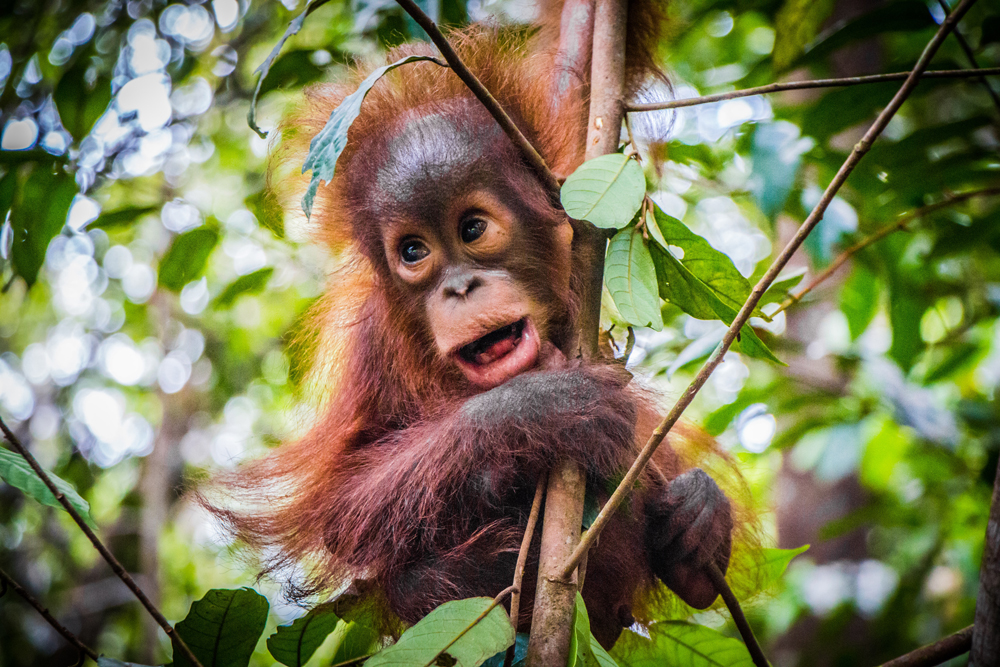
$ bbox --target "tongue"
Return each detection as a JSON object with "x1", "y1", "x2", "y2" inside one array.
[{"x1": 475, "y1": 335, "x2": 518, "y2": 365}]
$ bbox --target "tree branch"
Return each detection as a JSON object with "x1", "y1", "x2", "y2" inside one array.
[
  {"x1": 625, "y1": 67, "x2": 1000, "y2": 112},
  {"x1": 973, "y1": 455, "x2": 1000, "y2": 664},
  {"x1": 773, "y1": 186, "x2": 1000, "y2": 315},
  {"x1": 0, "y1": 415, "x2": 205, "y2": 667},
  {"x1": 705, "y1": 564, "x2": 767, "y2": 667},
  {"x1": 937, "y1": 0, "x2": 1000, "y2": 118},
  {"x1": 0, "y1": 566, "x2": 99, "y2": 664},
  {"x1": 560, "y1": 0, "x2": 979, "y2": 581},
  {"x1": 879, "y1": 625, "x2": 973, "y2": 667},
  {"x1": 394, "y1": 0, "x2": 562, "y2": 198},
  {"x1": 504, "y1": 477, "x2": 545, "y2": 667}
]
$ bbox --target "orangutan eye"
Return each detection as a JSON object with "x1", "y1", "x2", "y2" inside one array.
[
  {"x1": 460, "y1": 218, "x2": 488, "y2": 244},
  {"x1": 400, "y1": 238, "x2": 430, "y2": 264}
]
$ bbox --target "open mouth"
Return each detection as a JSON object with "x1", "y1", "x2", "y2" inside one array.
[{"x1": 454, "y1": 317, "x2": 541, "y2": 388}]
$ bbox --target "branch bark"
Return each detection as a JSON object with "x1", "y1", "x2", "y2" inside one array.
[
  {"x1": 0, "y1": 415, "x2": 205, "y2": 667},
  {"x1": 879, "y1": 625, "x2": 972, "y2": 667},
  {"x1": 773, "y1": 187, "x2": 1000, "y2": 315},
  {"x1": 504, "y1": 477, "x2": 545, "y2": 667},
  {"x1": 705, "y1": 564, "x2": 768, "y2": 667},
  {"x1": 394, "y1": 0, "x2": 561, "y2": 198},
  {"x1": 561, "y1": 0, "x2": 979, "y2": 580},
  {"x1": 526, "y1": 0, "x2": 628, "y2": 664},
  {"x1": 625, "y1": 67, "x2": 1000, "y2": 112},
  {"x1": 0, "y1": 566, "x2": 100, "y2": 664},
  {"x1": 972, "y1": 456, "x2": 1000, "y2": 665}
]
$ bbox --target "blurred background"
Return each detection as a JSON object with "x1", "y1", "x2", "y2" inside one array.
[{"x1": 0, "y1": 0, "x2": 998, "y2": 665}]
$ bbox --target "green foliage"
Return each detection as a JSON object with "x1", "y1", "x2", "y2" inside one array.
[
  {"x1": 214, "y1": 268, "x2": 275, "y2": 309},
  {"x1": 158, "y1": 228, "x2": 220, "y2": 292},
  {"x1": 266, "y1": 604, "x2": 341, "y2": 667},
  {"x1": 611, "y1": 622, "x2": 754, "y2": 667},
  {"x1": 9, "y1": 166, "x2": 76, "y2": 286},
  {"x1": 174, "y1": 588, "x2": 270, "y2": 667},
  {"x1": 54, "y1": 58, "x2": 112, "y2": 142},
  {"x1": 301, "y1": 55, "x2": 445, "y2": 217},
  {"x1": 568, "y1": 594, "x2": 619, "y2": 667},
  {"x1": 365, "y1": 597, "x2": 514, "y2": 667},
  {"x1": 605, "y1": 226, "x2": 662, "y2": 330},
  {"x1": 560, "y1": 154, "x2": 646, "y2": 229},
  {"x1": 0, "y1": 447, "x2": 97, "y2": 529}
]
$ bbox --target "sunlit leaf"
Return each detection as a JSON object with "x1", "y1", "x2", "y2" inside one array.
[
  {"x1": 570, "y1": 594, "x2": 618, "y2": 667},
  {"x1": 267, "y1": 604, "x2": 340, "y2": 667},
  {"x1": 610, "y1": 622, "x2": 753, "y2": 667},
  {"x1": 174, "y1": 587, "x2": 269, "y2": 667},
  {"x1": 0, "y1": 447, "x2": 97, "y2": 529},
  {"x1": 560, "y1": 154, "x2": 645, "y2": 229},
  {"x1": 651, "y1": 245, "x2": 781, "y2": 364},
  {"x1": 605, "y1": 226, "x2": 662, "y2": 330},
  {"x1": 213, "y1": 268, "x2": 274, "y2": 309},
  {"x1": 301, "y1": 55, "x2": 445, "y2": 217},
  {"x1": 329, "y1": 617, "x2": 381, "y2": 665},
  {"x1": 365, "y1": 597, "x2": 514, "y2": 667},
  {"x1": 648, "y1": 204, "x2": 766, "y2": 320},
  {"x1": 158, "y1": 228, "x2": 219, "y2": 292}
]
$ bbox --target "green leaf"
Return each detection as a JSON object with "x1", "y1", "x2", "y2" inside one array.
[
  {"x1": 301, "y1": 55, "x2": 445, "y2": 217},
  {"x1": 329, "y1": 617, "x2": 381, "y2": 665},
  {"x1": 365, "y1": 597, "x2": 514, "y2": 667},
  {"x1": 651, "y1": 246, "x2": 781, "y2": 364},
  {"x1": 89, "y1": 206, "x2": 159, "y2": 231},
  {"x1": 734, "y1": 545, "x2": 810, "y2": 598},
  {"x1": 648, "y1": 205, "x2": 765, "y2": 320},
  {"x1": 570, "y1": 594, "x2": 618, "y2": 667},
  {"x1": 922, "y1": 343, "x2": 981, "y2": 384},
  {"x1": 54, "y1": 60, "x2": 112, "y2": 142},
  {"x1": 772, "y1": 0, "x2": 835, "y2": 70},
  {"x1": 267, "y1": 604, "x2": 340, "y2": 667},
  {"x1": 840, "y1": 265, "x2": 879, "y2": 340},
  {"x1": 246, "y1": 189, "x2": 284, "y2": 239},
  {"x1": 605, "y1": 227, "x2": 662, "y2": 330},
  {"x1": 560, "y1": 154, "x2": 645, "y2": 229},
  {"x1": 800, "y1": 1, "x2": 935, "y2": 67},
  {"x1": 610, "y1": 622, "x2": 754, "y2": 667},
  {"x1": 158, "y1": 228, "x2": 219, "y2": 292},
  {"x1": 213, "y1": 268, "x2": 274, "y2": 309},
  {"x1": 10, "y1": 167, "x2": 76, "y2": 287},
  {"x1": 759, "y1": 268, "x2": 806, "y2": 307},
  {"x1": 248, "y1": 0, "x2": 322, "y2": 138},
  {"x1": 0, "y1": 447, "x2": 97, "y2": 529},
  {"x1": 256, "y1": 49, "x2": 330, "y2": 99},
  {"x1": 887, "y1": 281, "x2": 925, "y2": 372},
  {"x1": 174, "y1": 588, "x2": 269, "y2": 667}
]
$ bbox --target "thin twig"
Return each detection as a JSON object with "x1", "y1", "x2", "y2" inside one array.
[
  {"x1": 705, "y1": 564, "x2": 767, "y2": 667},
  {"x1": 937, "y1": 0, "x2": 1000, "y2": 117},
  {"x1": 0, "y1": 416, "x2": 205, "y2": 667},
  {"x1": 773, "y1": 186, "x2": 1000, "y2": 315},
  {"x1": 560, "y1": 0, "x2": 979, "y2": 582},
  {"x1": 504, "y1": 477, "x2": 546, "y2": 667},
  {"x1": 626, "y1": 67, "x2": 1000, "y2": 112},
  {"x1": 878, "y1": 625, "x2": 973, "y2": 667},
  {"x1": 425, "y1": 585, "x2": 519, "y2": 667},
  {"x1": 0, "y1": 567, "x2": 99, "y2": 664},
  {"x1": 394, "y1": 0, "x2": 562, "y2": 198}
]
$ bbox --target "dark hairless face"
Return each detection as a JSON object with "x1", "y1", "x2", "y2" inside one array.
[{"x1": 365, "y1": 103, "x2": 573, "y2": 388}]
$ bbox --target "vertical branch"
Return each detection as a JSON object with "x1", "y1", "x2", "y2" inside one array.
[
  {"x1": 526, "y1": 460, "x2": 588, "y2": 666},
  {"x1": 972, "y1": 457, "x2": 1000, "y2": 664},
  {"x1": 527, "y1": 1, "x2": 628, "y2": 664}
]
